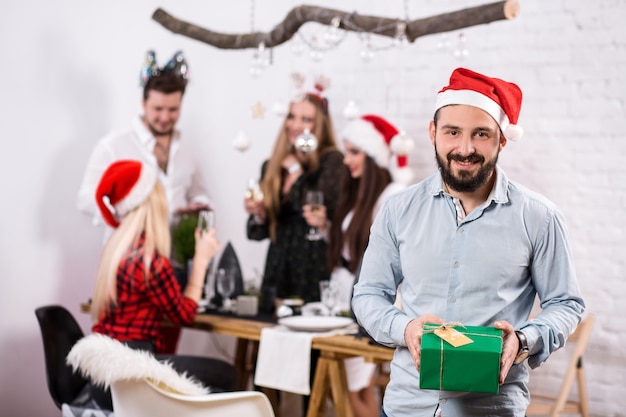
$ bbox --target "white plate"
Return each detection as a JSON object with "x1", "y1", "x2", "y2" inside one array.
[{"x1": 278, "y1": 315, "x2": 354, "y2": 332}]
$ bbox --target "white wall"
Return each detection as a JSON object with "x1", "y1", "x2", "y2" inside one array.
[{"x1": 1, "y1": 0, "x2": 624, "y2": 415}]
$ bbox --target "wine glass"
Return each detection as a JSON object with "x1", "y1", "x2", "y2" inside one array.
[
  {"x1": 304, "y1": 190, "x2": 324, "y2": 241},
  {"x1": 216, "y1": 268, "x2": 235, "y2": 312},
  {"x1": 197, "y1": 209, "x2": 215, "y2": 233},
  {"x1": 319, "y1": 280, "x2": 338, "y2": 316},
  {"x1": 246, "y1": 178, "x2": 264, "y2": 224}
]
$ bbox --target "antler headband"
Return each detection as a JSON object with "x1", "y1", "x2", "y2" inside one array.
[{"x1": 139, "y1": 50, "x2": 190, "y2": 87}]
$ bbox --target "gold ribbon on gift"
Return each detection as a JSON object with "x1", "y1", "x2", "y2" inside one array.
[
  {"x1": 423, "y1": 323, "x2": 503, "y2": 391},
  {"x1": 423, "y1": 322, "x2": 472, "y2": 348}
]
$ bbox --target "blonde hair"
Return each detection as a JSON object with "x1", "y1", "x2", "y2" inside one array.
[
  {"x1": 261, "y1": 95, "x2": 338, "y2": 240},
  {"x1": 91, "y1": 181, "x2": 171, "y2": 320}
]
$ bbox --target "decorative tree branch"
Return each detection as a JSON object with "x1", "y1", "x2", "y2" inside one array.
[{"x1": 152, "y1": 0, "x2": 519, "y2": 50}]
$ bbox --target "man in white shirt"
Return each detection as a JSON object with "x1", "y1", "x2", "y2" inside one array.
[
  {"x1": 77, "y1": 51, "x2": 211, "y2": 354},
  {"x1": 77, "y1": 52, "x2": 210, "y2": 228}
]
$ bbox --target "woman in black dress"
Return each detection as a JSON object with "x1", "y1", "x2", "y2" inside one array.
[{"x1": 244, "y1": 91, "x2": 344, "y2": 308}]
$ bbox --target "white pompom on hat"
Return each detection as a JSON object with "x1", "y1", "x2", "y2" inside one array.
[
  {"x1": 340, "y1": 114, "x2": 415, "y2": 184},
  {"x1": 436, "y1": 67, "x2": 524, "y2": 141},
  {"x1": 95, "y1": 160, "x2": 158, "y2": 228}
]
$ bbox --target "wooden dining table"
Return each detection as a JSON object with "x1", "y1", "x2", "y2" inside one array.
[
  {"x1": 190, "y1": 312, "x2": 395, "y2": 417},
  {"x1": 81, "y1": 303, "x2": 395, "y2": 417}
]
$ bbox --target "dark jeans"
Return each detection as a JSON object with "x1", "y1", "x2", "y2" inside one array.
[{"x1": 90, "y1": 340, "x2": 238, "y2": 411}]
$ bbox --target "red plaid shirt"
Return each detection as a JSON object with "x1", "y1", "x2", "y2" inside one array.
[{"x1": 93, "y1": 234, "x2": 198, "y2": 353}]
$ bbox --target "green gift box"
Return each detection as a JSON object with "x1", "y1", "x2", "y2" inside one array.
[{"x1": 419, "y1": 323, "x2": 502, "y2": 394}]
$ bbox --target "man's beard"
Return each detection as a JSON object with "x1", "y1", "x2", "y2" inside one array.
[
  {"x1": 435, "y1": 145, "x2": 498, "y2": 193},
  {"x1": 145, "y1": 118, "x2": 174, "y2": 137}
]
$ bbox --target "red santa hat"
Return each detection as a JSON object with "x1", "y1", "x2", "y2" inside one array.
[
  {"x1": 95, "y1": 160, "x2": 158, "y2": 228},
  {"x1": 340, "y1": 114, "x2": 415, "y2": 184},
  {"x1": 436, "y1": 67, "x2": 524, "y2": 141}
]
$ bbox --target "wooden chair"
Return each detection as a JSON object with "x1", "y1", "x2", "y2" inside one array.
[{"x1": 526, "y1": 314, "x2": 595, "y2": 417}]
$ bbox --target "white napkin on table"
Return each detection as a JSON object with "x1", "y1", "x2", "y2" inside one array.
[
  {"x1": 254, "y1": 323, "x2": 358, "y2": 395},
  {"x1": 254, "y1": 325, "x2": 315, "y2": 395}
]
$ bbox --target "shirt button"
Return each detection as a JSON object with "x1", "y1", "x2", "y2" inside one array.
[
  {"x1": 454, "y1": 261, "x2": 460, "y2": 268},
  {"x1": 450, "y1": 296, "x2": 456, "y2": 303},
  {"x1": 440, "y1": 399, "x2": 447, "y2": 404},
  {"x1": 458, "y1": 227, "x2": 464, "y2": 233}
]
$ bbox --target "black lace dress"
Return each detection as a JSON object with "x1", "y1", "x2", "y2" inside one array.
[{"x1": 247, "y1": 150, "x2": 345, "y2": 305}]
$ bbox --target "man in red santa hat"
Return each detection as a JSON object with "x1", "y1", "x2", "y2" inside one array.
[{"x1": 352, "y1": 67, "x2": 585, "y2": 417}]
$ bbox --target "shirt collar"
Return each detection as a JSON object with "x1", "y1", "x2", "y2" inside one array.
[
  {"x1": 429, "y1": 165, "x2": 510, "y2": 205},
  {"x1": 132, "y1": 115, "x2": 181, "y2": 146}
]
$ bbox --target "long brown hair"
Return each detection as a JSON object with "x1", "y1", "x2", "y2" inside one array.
[
  {"x1": 261, "y1": 94, "x2": 338, "y2": 240},
  {"x1": 327, "y1": 156, "x2": 392, "y2": 273}
]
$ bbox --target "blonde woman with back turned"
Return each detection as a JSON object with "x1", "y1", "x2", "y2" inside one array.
[{"x1": 88, "y1": 159, "x2": 235, "y2": 411}]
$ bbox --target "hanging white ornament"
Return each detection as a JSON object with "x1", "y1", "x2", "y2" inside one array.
[
  {"x1": 343, "y1": 100, "x2": 360, "y2": 120},
  {"x1": 273, "y1": 100, "x2": 288, "y2": 117},
  {"x1": 360, "y1": 48, "x2": 375, "y2": 62},
  {"x1": 292, "y1": 37, "x2": 306, "y2": 56},
  {"x1": 232, "y1": 130, "x2": 251, "y2": 152},
  {"x1": 294, "y1": 129, "x2": 318, "y2": 154},
  {"x1": 453, "y1": 33, "x2": 469, "y2": 60},
  {"x1": 310, "y1": 50, "x2": 324, "y2": 62}
]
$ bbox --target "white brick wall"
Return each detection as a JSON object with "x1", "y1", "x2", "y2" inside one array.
[{"x1": 306, "y1": 0, "x2": 626, "y2": 414}]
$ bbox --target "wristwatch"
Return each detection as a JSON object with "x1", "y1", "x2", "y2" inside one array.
[{"x1": 513, "y1": 330, "x2": 530, "y2": 365}]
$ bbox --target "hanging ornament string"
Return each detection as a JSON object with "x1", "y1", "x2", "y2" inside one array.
[
  {"x1": 249, "y1": 0, "x2": 271, "y2": 77},
  {"x1": 250, "y1": 0, "x2": 255, "y2": 33}
]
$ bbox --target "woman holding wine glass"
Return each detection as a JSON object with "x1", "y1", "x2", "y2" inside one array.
[
  {"x1": 243, "y1": 79, "x2": 344, "y2": 307},
  {"x1": 304, "y1": 114, "x2": 413, "y2": 417}
]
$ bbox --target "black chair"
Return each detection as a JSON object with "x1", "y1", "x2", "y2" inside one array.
[{"x1": 35, "y1": 305, "x2": 92, "y2": 409}]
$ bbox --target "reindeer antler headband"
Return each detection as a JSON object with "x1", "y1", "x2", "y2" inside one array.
[{"x1": 139, "y1": 50, "x2": 190, "y2": 87}]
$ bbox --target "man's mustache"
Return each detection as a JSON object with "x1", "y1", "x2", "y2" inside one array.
[{"x1": 448, "y1": 153, "x2": 484, "y2": 164}]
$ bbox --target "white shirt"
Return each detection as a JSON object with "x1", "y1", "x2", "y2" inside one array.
[{"x1": 77, "y1": 116, "x2": 211, "y2": 228}]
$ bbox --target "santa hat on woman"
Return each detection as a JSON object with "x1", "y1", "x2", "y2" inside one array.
[
  {"x1": 95, "y1": 160, "x2": 158, "y2": 228},
  {"x1": 435, "y1": 67, "x2": 524, "y2": 141},
  {"x1": 340, "y1": 114, "x2": 415, "y2": 185}
]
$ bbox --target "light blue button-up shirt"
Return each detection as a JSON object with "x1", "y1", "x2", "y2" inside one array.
[{"x1": 352, "y1": 166, "x2": 585, "y2": 417}]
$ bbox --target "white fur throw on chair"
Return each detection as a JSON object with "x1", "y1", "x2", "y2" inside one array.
[{"x1": 66, "y1": 333, "x2": 209, "y2": 396}]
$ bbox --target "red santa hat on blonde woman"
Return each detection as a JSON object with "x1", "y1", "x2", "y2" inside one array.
[
  {"x1": 436, "y1": 67, "x2": 524, "y2": 141},
  {"x1": 340, "y1": 114, "x2": 415, "y2": 185},
  {"x1": 95, "y1": 160, "x2": 158, "y2": 228}
]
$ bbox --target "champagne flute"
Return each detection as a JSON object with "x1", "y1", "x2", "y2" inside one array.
[
  {"x1": 305, "y1": 190, "x2": 324, "y2": 241},
  {"x1": 216, "y1": 268, "x2": 235, "y2": 312},
  {"x1": 246, "y1": 178, "x2": 264, "y2": 224},
  {"x1": 197, "y1": 210, "x2": 215, "y2": 306}
]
